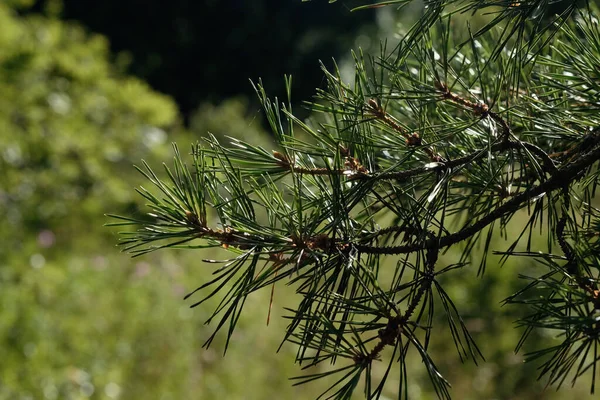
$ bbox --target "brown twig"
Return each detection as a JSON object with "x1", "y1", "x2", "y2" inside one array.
[
  {"x1": 272, "y1": 150, "x2": 370, "y2": 177},
  {"x1": 366, "y1": 98, "x2": 442, "y2": 162},
  {"x1": 184, "y1": 212, "x2": 256, "y2": 250},
  {"x1": 436, "y1": 82, "x2": 511, "y2": 139},
  {"x1": 354, "y1": 245, "x2": 438, "y2": 365}
]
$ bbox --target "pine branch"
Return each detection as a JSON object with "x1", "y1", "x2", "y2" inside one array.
[
  {"x1": 112, "y1": 1, "x2": 600, "y2": 398},
  {"x1": 355, "y1": 137, "x2": 600, "y2": 254}
]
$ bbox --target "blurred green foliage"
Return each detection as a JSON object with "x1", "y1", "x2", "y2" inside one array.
[
  {"x1": 0, "y1": 4, "x2": 320, "y2": 399},
  {"x1": 0, "y1": 2, "x2": 598, "y2": 400},
  {"x1": 0, "y1": 3, "x2": 178, "y2": 246}
]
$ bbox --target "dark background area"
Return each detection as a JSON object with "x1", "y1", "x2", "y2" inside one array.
[{"x1": 29, "y1": 0, "x2": 375, "y2": 123}]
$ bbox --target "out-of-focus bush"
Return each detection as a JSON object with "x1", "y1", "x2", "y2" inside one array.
[
  {"x1": 0, "y1": 3, "x2": 178, "y2": 248},
  {"x1": 0, "y1": 5, "x2": 321, "y2": 400}
]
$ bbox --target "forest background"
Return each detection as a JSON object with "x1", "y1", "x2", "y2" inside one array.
[{"x1": 0, "y1": 0, "x2": 596, "y2": 399}]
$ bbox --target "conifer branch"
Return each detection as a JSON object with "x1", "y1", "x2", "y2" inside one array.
[
  {"x1": 114, "y1": 2, "x2": 600, "y2": 398},
  {"x1": 355, "y1": 139, "x2": 600, "y2": 255}
]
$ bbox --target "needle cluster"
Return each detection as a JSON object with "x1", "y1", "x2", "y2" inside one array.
[{"x1": 110, "y1": 1, "x2": 600, "y2": 398}]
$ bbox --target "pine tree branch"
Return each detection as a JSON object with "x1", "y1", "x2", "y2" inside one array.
[
  {"x1": 366, "y1": 98, "x2": 442, "y2": 161},
  {"x1": 114, "y1": 2, "x2": 600, "y2": 397},
  {"x1": 355, "y1": 138, "x2": 600, "y2": 254}
]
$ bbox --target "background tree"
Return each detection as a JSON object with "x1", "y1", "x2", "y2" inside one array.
[
  {"x1": 0, "y1": 3, "x2": 314, "y2": 399},
  {"x1": 114, "y1": 0, "x2": 600, "y2": 399}
]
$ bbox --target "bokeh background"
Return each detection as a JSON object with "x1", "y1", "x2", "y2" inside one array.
[{"x1": 0, "y1": 0, "x2": 597, "y2": 399}]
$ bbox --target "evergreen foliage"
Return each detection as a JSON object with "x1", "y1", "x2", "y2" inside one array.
[{"x1": 115, "y1": 1, "x2": 600, "y2": 398}]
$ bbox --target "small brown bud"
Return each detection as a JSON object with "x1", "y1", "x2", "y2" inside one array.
[
  {"x1": 339, "y1": 144, "x2": 350, "y2": 156},
  {"x1": 272, "y1": 151, "x2": 287, "y2": 161},
  {"x1": 435, "y1": 81, "x2": 449, "y2": 93},
  {"x1": 406, "y1": 133, "x2": 422, "y2": 146},
  {"x1": 185, "y1": 210, "x2": 200, "y2": 225},
  {"x1": 474, "y1": 103, "x2": 489, "y2": 115},
  {"x1": 272, "y1": 151, "x2": 290, "y2": 166}
]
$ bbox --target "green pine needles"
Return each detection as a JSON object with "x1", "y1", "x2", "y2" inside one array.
[{"x1": 110, "y1": 1, "x2": 600, "y2": 398}]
